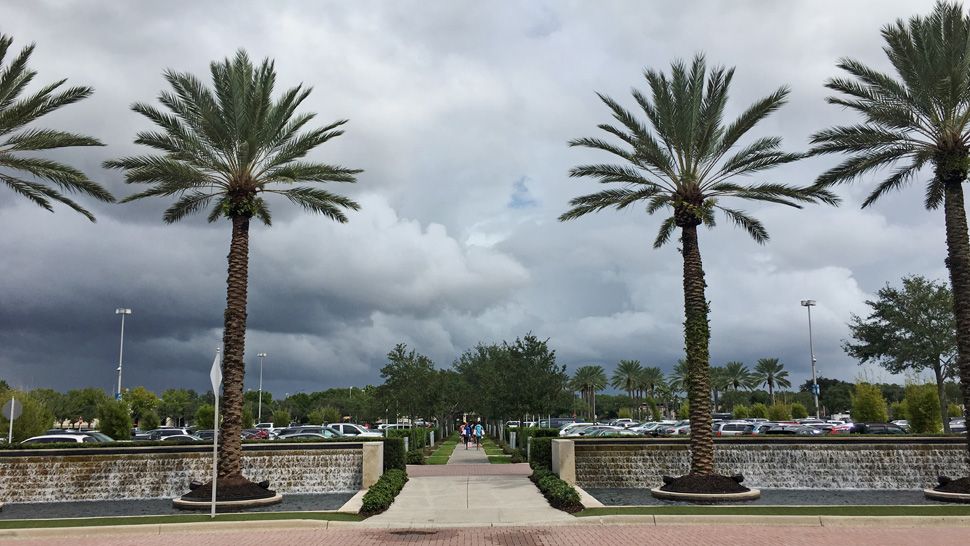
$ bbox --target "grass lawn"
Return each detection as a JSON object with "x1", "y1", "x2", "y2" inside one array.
[
  {"x1": 424, "y1": 437, "x2": 458, "y2": 464},
  {"x1": 576, "y1": 505, "x2": 970, "y2": 517},
  {"x1": 0, "y1": 511, "x2": 363, "y2": 530},
  {"x1": 487, "y1": 455, "x2": 512, "y2": 464}
]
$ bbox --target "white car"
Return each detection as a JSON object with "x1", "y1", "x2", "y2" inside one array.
[
  {"x1": 327, "y1": 423, "x2": 382, "y2": 438},
  {"x1": 559, "y1": 423, "x2": 594, "y2": 436},
  {"x1": 21, "y1": 434, "x2": 99, "y2": 445}
]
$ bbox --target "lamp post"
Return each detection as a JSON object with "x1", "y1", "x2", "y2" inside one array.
[
  {"x1": 115, "y1": 308, "x2": 132, "y2": 400},
  {"x1": 800, "y1": 299, "x2": 819, "y2": 418},
  {"x1": 256, "y1": 352, "x2": 267, "y2": 423}
]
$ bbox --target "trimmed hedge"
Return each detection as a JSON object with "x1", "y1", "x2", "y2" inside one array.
[
  {"x1": 530, "y1": 437, "x2": 552, "y2": 469},
  {"x1": 382, "y1": 437, "x2": 406, "y2": 471},
  {"x1": 386, "y1": 427, "x2": 429, "y2": 451},
  {"x1": 405, "y1": 449, "x2": 425, "y2": 464},
  {"x1": 359, "y1": 468, "x2": 408, "y2": 516},
  {"x1": 530, "y1": 465, "x2": 582, "y2": 513}
]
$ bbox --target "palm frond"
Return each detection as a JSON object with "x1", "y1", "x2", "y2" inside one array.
[
  {"x1": 719, "y1": 206, "x2": 769, "y2": 244},
  {"x1": 267, "y1": 186, "x2": 360, "y2": 223}
]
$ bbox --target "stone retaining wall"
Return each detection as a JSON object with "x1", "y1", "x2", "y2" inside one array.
[
  {"x1": 567, "y1": 439, "x2": 969, "y2": 490},
  {"x1": 0, "y1": 444, "x2": 366, "y2": 503}
]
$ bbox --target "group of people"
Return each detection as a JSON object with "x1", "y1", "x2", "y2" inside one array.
[{"x1": 459, "y1": 421, "x2": 483, "y2": 449}]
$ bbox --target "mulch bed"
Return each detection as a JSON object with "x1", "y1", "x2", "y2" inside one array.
[
  {"x1": 659, "y1": 473, "x2": 750, "y2": 494},
  {"x1": 181, "y1": 476, "x2": 276, "y2": 501},
  {"x1": 935, "y1": 476, "x2": 970, "y2": 494}
]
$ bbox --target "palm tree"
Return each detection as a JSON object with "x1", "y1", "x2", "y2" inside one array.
[
  {"x1": 611, "y1": 359, "x2": 643, "y2": 399},
  {"x1": 572, "y1": 365, "x2": 607, "y2": 421},
  {"x1": 560, "y1": 54, "x2": 833, "y2": 476},
  {"x1": 638, "y1": 366, "x2": 667, "y2": 400},
  {"x1": 722, "y1": 361, "x2": 755, "y2": 391},
  {"x1": 668, "y1": 359, "x2": 691, "y2": 395},
  {"x1": 0, "y1": 34, "x2": 113, "y2": 219},
  {"x1": 809, "y1": 0, "x2": 970, "y2": 465},
  {"x1": 107, "y1": 51, "x2": 361, "y2": 499},
  {"x1": 709, "y1": 366, "x2": 730, "y2": 412},
  {"x1": 753, "y1": 358, "x2": 790, "y2": 404}
]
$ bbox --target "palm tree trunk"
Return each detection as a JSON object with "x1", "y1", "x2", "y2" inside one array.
[
  {"x1": 942, "y1": 180, "x2": 970, "y2": 463},
  {"x1": 680, "y1": 223, "x2": 715, "y2": 475},
  {"x1": 769, "y1": 382, "x2": 774, "y2": 405},
  {"x1": 933, "y1": 360, "x2": 950, "y2": 434},
  {"x1": 219, "y1": 215, "x2": 250, "y2": 480}
]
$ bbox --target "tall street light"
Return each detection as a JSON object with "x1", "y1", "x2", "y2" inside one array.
[
  {"x1": 257, "y1": 352, "x2": 267, "y2": 423},
  {"x1": 115, "y1": 308, "x2": 132, "y2": 400},
  {"x1": 800, "y1": 300, "x2": 819, "y2": 418}
]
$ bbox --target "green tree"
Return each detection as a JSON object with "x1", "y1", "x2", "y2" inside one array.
[
  {"x1": 905, "y1": 383, "x2": 943, "y2": 434},
  {"x1": 159, "y1": 389, "x2": 192, "y2": 426},
  {"x1": 667, "y1": 360, "x2": 690, "y2": 395},
  {"x1": 272, "y1": 409, "x2": 291, "y2": 427},
  {"x1": 844, "y1": 276, "x2": 956, "y2": 431},
  {"x1": 753, "y1": 358, "x2": 791, "y2": 404},
  {"x1": 852, "y1": 383, "x2": 889, "y2": 423},
  {"x1": 800, "y1": 376, "x2": 853, "y2": 415},
  {"x1": 560, "y1": 54, "x2": 833, "y2": 476},
  {"x1": 0, "y1": 34, "x2": 113, "y2": 220},
  {"x1": 66, "y1": 388, "x2": 109, "y2": 428},
  {"x1": 890, "y1": 400, "x2": 909, "y2": 421},
  {"x1": 140, "y1": 411, "x2": 160, "y2": 431},
  {"x1": 611, "y1": 359, "x2": 643, "y2": 400},
  {"x1": 950, "y1": 403, "x2": 964, "y2": 418},
  {"x1": 571, "y1": 365, "x2": 607, "y2": 420},
  {"x1": 722, "y1": 361, "x2": 755, "y2": 392},
  {"x1": 790, "y1": 402, "x2": 809, "y2": 420},
  {"x1": 107, "y1": 51, "x2": 361, "y2": 495},
  {"x1": 810, "y1": 1, "x2": 970, "y2": 459},
  {"x1": 30, "y1": 388, "x2": 68, "y2": 427},
  {"x1": 97, "y1": 399, "x2": 131, "y2": 440},
  {"x1": 379, "y1": 344, "x2": 436, "y2": 425},
  {"x1": 749, "y1": 403, "x2": 768, "y2": 419},
  {"x1": 195, "y1": 404, "x2": 215, "y2": 429},
  {"x1": 709, "y1": 366, "x2": 730, "y2": 412},
  {"x1": 0, "y1": 391, "x2": 53, "y2": 442},
  {"x1": 123, "y1": 386, "x2": 159, "y2": 425},
  {"x1": 733, "y1": 405, "x2": 750, "y2": 419}
]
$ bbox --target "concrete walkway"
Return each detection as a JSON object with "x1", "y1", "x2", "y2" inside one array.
[{"x1": 365, "y1": 436, "x2": 571, "y2": 526}]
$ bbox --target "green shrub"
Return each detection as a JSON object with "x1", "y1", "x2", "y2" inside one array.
[
  {"x1": 406, "y1": 450, "x2": 425, "y2": 464},
  {"x1": 732, "y1": 405, "x2": 750, "y2": 419},
  {"x1": 904, "y1": 383, "x2": 942, "y2": 434},
  {"x1": 530, "y1": 437, "x2": 553, "y2": 469},
  {"x1": 617, "y1": 407, "x2": 632, "y2": 419},
  {"x1": 749, "y1": 403, "x2": 768, "y2": 419},
  {"x1": 360, "y1": 468, "x2": 408, "y2": 515},
  {"x1": 852, "y1": 383, "x2": 888, "y2": 422},
  {"x1": 139, "y1": 411, "x2": 160, "y2": 431},
  {"x1": 272, "y1": 409, "x2": 291, "y2": 427},
  {"x1": 676, "y1": 401, "x2": 690, "y2": 419},
  {"x1": 382, "y1": 438, "x2": 406, "y2": 471},
  {"x1": 97, "y1": 399, "x2": 132, "y2": 441},
  {"x1": 529, "y1": 465, "x2": 582, "y2": 512},
  {"x1": 767, "y1": 403, "x2": 791, "y2": 421},
  {"x1": 948, "y1": 403, "x2": 963, "y2": 418},
  {"x1": 648, "y1": 399, "x2": 662, "y2": 421},
  {"x1": 790, "y1": 402, "x2": 808, "y2": 420}
]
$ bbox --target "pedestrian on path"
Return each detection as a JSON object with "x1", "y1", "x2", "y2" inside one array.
[
  {"x1": 460, "y1": 421, "x2": 469, "y2": 449},
  {"x1": 474, "y1": 421, "x2": 484, "y2": 449}
]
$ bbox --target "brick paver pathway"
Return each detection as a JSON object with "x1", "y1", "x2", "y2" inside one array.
[{"x1": 7, "y1": 524, "x2": 968, "y2": 545}]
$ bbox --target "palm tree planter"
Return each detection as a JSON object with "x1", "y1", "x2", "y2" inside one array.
[
  {"x1": 809, "y1": 1, "x2": 970, "y2": 500},
  {"x1": 561, "y1": 54, "x2": 832, "y2": 498},
  {"x1": 109, "y1": 51, "x2": 361, "y2": 506}
]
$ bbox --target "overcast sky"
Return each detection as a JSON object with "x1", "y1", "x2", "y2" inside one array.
[{"x1": 0, "y1": 0, "x2": 952, "y2": 398}]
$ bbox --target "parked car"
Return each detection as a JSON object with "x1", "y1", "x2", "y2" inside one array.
[
  {"x1": 131, "y1": 428, "x2": 152, "y2": 441},
  {"x1": 160, "y1": 434, "x2": 204, "y2": 442},
  {"x1": 763, "y1": 425, "x2": 823, "y2": 436},
  {"x1": 195, "y1": 430, "x2": 215, "y2": 440},
  {"x1": 559, "y1": 423, "x2": 594, "y2": 436},
  {"x1": 21, "y1": 434, "x2": 100, "y2": 445},
  {"x1": 327, "y1": 423, "x2": 382, "y2": 437},
  {"x1": 60, "y1": 430, "x2": 115, "y2": 442},
  {"x1": 147, "y1": 428, "x2": 191, "y2": 441},
  {"x1": 276, "y1": 432, "x2": 338, "y2": 441},
  {"x1": 850, "y1": 423, "x2": 907, "y2": 434},
  {"x1": 713, "y1": 421, "x2": 755, "y2": 437},
  {"x1": 950, "y1": 419, "x2": 967, "y2": 433},
  {"x1": 242, "y1": 428, "x2": 270, "y2": 439}
]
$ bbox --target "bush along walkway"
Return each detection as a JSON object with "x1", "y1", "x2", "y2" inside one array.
[
  {"x1": 482, "y1": 437, "x2": 512, "y2": 464},
  {"x1": 358, "y1": 469, "x2": 408, "y2": 516}
]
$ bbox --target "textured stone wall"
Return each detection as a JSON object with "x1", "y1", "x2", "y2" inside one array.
[
  {"x1": 575, "y1": 442, "x2": 968, "y2": 490},
  {"x1": 0, "y1": 448, "x2": 363, "y2": 503}
]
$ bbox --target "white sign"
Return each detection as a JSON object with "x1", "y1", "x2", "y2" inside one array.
[
  {"x1": 210, "y1": 348, "x2": 221, "y2": 518},
  {"x1": 210, "y1": 349, "x2": 223, "y2": 392},
  {"x1": 2, "y1": 398, "x2": 22, "y2": 420}
]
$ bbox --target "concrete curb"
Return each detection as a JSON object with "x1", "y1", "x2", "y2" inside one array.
[
  {"x1": 171, "y1": 493, "x2": 283, "y2": 510},
  {"x1": 573, "y1": 485, "x2": 604, "y2": 508},
  {"x1": 337, "y1": 490, "x2": 367, "y2": 514}
]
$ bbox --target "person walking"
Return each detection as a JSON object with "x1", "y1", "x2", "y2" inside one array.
[
  {"x1": 460, "y1": 421, "x2": 469, "y2": 449},
  {"x1": 474, "y1": 421, "x2": 484, "y2": 450}
]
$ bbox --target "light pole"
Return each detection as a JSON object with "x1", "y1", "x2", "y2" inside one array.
[
  {"x1": 801, "y1": 300, "x2": 819, "y2": 418},
  {"x1": 256, "y1": 352, "x2": 267, "y2": 423},
  {"x1": 115, "y1": 308, "x2": 132, "y2": 400}
]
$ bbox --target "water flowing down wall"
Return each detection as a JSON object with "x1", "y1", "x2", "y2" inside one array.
[
  {"x1": 0, "y1": 444, "x2": 363, "y2": 503},
  {"x1": 573, "y1": 439, "x2": 969, "y2": 490}
]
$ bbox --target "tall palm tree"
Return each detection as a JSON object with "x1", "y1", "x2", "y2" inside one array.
[
  {"x1": 722, "y1": 361, "x2": 755, "y2": 391},
  {"x1": 638, "y1": 366, "x2": 667, "y2": 400},
  {"x1": 709, "y1": 366, "x2": 730, "y2": 412},
  {"x1": 0, "y1": 34, "x2": 113, "y2": 219},
  {"x1": 668, "y1": 359, "x2": 691, "y2": 395},
  {"x1": 809, "y1": 0, "x2": 970, "y2": 465},
  {"x1": 753, "y1": 358, "x2": 790, "y2": 404},
  {"x1": 107, "y1": 51, "x2": 361, "y2": 499},
  {"x1": 572, "y1": 365, "x2": 607, "y2": 421},
  {"x1": 611, "y1": 359, "x2": 643, "y2": 399},
  {"x1": 561, "y1": 54, "x2": 833, "y2": 476}
]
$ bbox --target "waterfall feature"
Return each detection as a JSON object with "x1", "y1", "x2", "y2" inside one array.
[{"x1": 575, "y1": 442, "x2": 968, "y2": 490}]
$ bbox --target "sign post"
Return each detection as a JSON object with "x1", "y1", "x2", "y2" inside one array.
[
  {"x1": 209, "y1": 348, "x2": 222, "y2": 519},
  {"x1": 3, "y1": 398, "x2": 22, "y2": 444}
]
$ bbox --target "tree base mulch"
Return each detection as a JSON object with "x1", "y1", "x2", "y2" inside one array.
[
  {"x1": 659, "y1": 473, "x2": 751, "y2": 494},
  {"x1": 934, "y1": 476, "x2": 970, "y2": 494},
  {"x1": 181, "y1": 476, "x2": 277, "y2": 501}
]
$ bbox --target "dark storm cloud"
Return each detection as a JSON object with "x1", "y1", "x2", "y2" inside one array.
[{"x1": 0, "y1": 0, "x2": 948, "y2": 398}]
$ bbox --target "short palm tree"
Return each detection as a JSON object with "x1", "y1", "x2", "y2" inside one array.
[
  {"x1": 561, "y1": 54, "x2": 834, "y2": 475},
  {"x1": 753, "y1": 358, "x2": 790, "y2": 404},
  {"x1": 107, "y1": 51, "x2": 361, "y2": 498},
  {"x1": 722, "y1": 361, "x2": 755, "y2": 391},
  {"x1": 611, "y1": 359, "x2": 643, "y2": 399},
  {"x1": 0, "y1": 34, "x2": 112, "y2": 219},
  {"x1": 809, "y1": 0, "x2": 970, "y2": 465},
  {"x1": 572, "y1": 365, "x2": 608, "y2": 421}
]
